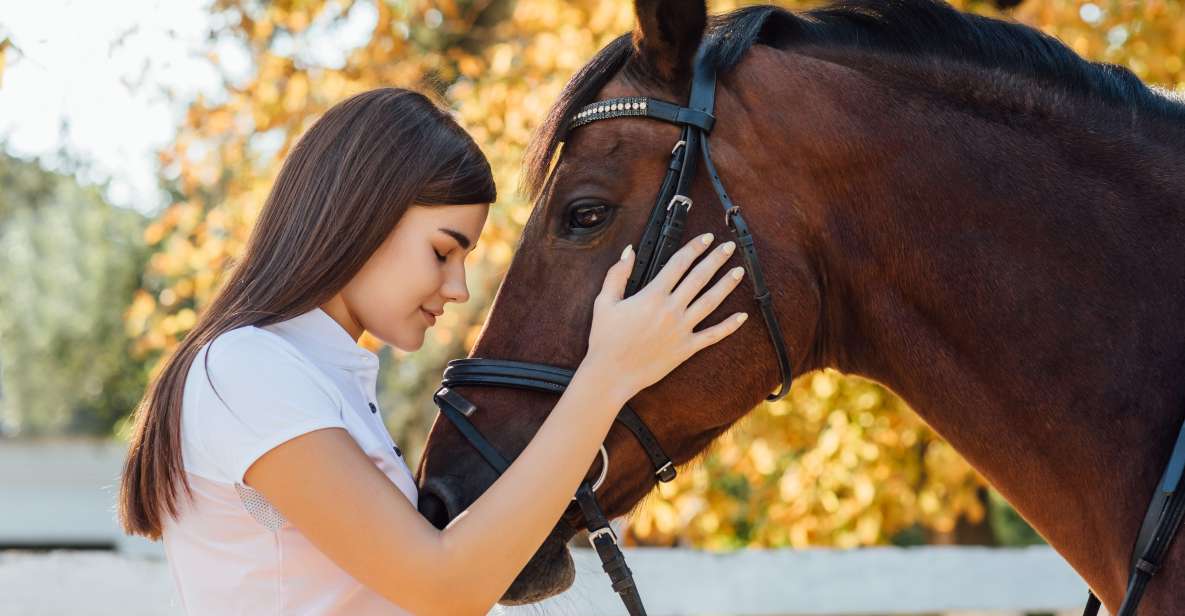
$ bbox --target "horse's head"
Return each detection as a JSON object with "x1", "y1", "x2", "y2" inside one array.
[{"x1": 417, "y1": 0, "x2": 824, "y2": 603}]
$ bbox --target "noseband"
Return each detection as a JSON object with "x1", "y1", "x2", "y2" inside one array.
[{"x1": 430, "y1": 45, "x2": 794, "y2": 616}]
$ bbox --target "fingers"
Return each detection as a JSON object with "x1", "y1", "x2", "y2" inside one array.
[
  {"x1": 672, "y1": 240, "x2": 737, "y2": 307},
  {"x1": 690, "y1": 312, "x2": 749, "y2": 353},
  {"x1": 597, "y1": 244, "x2": 634, "y2": 304},
  {"x1": 686, "y1": 265, "x2": 746, "y2": 324},
  {"x1": 649, "y1": 233, "x2": 716, "y2": 294}
]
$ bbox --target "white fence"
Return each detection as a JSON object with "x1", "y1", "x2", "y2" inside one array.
[
  {"x1": 0, "y1": 547, "x2": 1090, "y2": 615},
  {"x1": 0, "y1": 439, "x2": 1094, "y2": 615}
]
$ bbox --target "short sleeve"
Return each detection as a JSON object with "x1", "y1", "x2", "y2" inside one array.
[{"x1": 186, "y1": 329, "x2": 348, "y2": 485}]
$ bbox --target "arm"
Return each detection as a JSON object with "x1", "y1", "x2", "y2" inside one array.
[
  {"x1": 245, "y1": 234, "x2": 747, "y2": 615},
  {"x1": 246, "y1": 358, "x2": 627, "y2": 616}
]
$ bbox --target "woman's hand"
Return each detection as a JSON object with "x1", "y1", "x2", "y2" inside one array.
[{"x1": 584, "y1": 233, "x2": 748, "y2": 401}]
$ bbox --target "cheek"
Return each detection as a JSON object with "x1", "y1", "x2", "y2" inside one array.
[{"x1": 361, "y1": 248, "x2": 445, "y2": 321}]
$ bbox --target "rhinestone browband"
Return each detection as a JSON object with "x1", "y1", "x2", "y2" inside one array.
[{"x1": 568, "y1": 96, "x2": 650, "y2": 130}]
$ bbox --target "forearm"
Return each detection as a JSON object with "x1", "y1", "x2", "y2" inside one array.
[{"x1": 435, "y1": 357, "x2": 630, "y2": 611}]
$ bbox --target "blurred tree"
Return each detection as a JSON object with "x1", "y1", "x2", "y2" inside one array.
[
  {"x1": 134, "y1": 0, "x2": 1184, "y2": 548},
  {"x1": 0, "y1": 146, "x2": 69, "y2": 221},
  {"x1": 0, "y1": 35, "x2": 12, "y2": 89},
  {"x1": 127, "y1": 0, "x2": 528, "y2": 457},
  {"x1": 0, "y1": 151, "x2": 150, "y2": 436}
]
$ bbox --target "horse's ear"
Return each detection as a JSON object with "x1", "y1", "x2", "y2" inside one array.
[{"x1": 632, "y1": 0, "x2": 708, "y2": 83}]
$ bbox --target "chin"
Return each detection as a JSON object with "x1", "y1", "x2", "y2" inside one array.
[
  {"x1": 369, "y1": 323, "x2": 425, "y2": 352},
  {"x1": 389, "y1": 334, "x2": 425, "y2": 352}
]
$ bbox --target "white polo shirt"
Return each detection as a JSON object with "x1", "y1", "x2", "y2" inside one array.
[{"x1": 162, "y1": 308, "x2": 417, "y2": 615}]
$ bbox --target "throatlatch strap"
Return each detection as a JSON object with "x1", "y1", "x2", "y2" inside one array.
[{"x1": 702, "y1": 129, "x2": 794, "y2": 401}]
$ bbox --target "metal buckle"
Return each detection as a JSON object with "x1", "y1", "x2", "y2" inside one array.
[
  {"x1": 667, "y1": 194, "x2": 693, "y2": 212},
  {"x1": 655, "y1": 461, "x2": 676, "y2": 483},
  {"x1": 571, "y1": 445, "x2": 610, "y2": 502},
  {"x1": 671, "y1": 140, "x2": 687, "y2": 155},
  {"x1": 724, "y1": 205, "x2": 744, "y2": 231},
  {"x1": 588, "y1": 526, "x2": 618, "y2": 547}
]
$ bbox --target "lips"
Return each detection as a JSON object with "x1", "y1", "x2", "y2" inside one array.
[{"x1": 420, "y1": 308, "x2": 439, "y2": 325}]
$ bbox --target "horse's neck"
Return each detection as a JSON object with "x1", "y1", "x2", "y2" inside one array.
[{"x1": 772, "y1": 68, "x2": 1185, "y2": 607}]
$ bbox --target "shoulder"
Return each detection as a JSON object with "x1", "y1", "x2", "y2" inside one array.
[
  {"x1": 201, "y1": 326, "x2": 304, "y2": 372},
  {"x1": 182, "y1": 325, "x2": 348, "y2": 484},
  {"x1": 192, "y1": 326, "x2": 332, "y2": 394}
]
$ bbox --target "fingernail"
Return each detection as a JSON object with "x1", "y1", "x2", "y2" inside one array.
[
  {"x1": 730, "y1": 266, "x2": 745, "y2": 280},
  {"x1": 736, "y1": 313, "x2": 749, "y2": 324},
  {"x1": 721, "y1": 241, "x2": 736, "y2": 255},
  {"x1": 621, "y1": 244, "x2": 633, "y2": 260},
  {"x1": 700, "y1": 233, "x2": 714, "y2": 246}
]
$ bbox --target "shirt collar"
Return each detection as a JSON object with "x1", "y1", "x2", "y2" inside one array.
[{"x1": 264, "y1": 307, "x2": 380, "y2": 374}]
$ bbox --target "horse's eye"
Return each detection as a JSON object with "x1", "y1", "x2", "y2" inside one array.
[{"x1": 567, "y1": 202, "x2": 612, "y2": 231}]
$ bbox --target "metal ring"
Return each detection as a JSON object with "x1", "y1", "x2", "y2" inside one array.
[{"x1": 572, "y1": 445, "x2": 610, "y2": 501}]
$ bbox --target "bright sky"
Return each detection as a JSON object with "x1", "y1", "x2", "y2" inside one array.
[
  {"x1": 0, "y1": 0, "x2": 234, "y2": 213},
  {"x1": 0, "y1": 0, "x2": 378, "y2": 214}
]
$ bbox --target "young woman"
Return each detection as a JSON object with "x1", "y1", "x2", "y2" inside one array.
[{"x1": 118, "y1": 88, "x2": 748, "y2": 615}]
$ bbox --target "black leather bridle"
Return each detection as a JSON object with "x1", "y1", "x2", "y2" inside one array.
[
  {"x1": 431, "y1": 45, "x2": 794, "y2": 615},
  {"x1": 429, "y1": 36, "x2": 1185, "y2": 616}
]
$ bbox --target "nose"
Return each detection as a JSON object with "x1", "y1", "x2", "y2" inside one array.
[
  {"x1": 417, "y1": 479, "x2": 458, "y2": 530},
  {"x1": 443, "y1": 266, "x2": 470, "y2": 304}
]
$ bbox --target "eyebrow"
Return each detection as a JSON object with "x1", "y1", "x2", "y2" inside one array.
[{"x1": 438, "y1": 228, "x2": 472, "y2": 250}]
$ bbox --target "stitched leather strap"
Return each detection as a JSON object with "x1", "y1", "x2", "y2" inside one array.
[
  {"x1": 439, "y1": 359, "x2": 676, "y2": 482},
  {"x1": 575, "y1": 483, "x2": 647, "y2": 615}
]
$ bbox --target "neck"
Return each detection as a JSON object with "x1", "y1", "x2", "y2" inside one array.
[
  {"x1": 752, "y1": 51, "x2": 1185, "y2": 610},
  {"x1": 320, "y1": 294, "x2": 364, "y2": 341}
]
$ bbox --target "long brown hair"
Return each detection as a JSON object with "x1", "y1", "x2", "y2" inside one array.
[{"x1": 119, "y1": 88, "x2": 496, "y2": 539}]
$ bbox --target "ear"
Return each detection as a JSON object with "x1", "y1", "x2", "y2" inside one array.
[{"x1": 632, "y1": 0, "x2": 708, "y2": 83}]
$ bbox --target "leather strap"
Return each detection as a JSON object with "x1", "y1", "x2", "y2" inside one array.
[
  {"x1": 434, "y1": 387, "x2": 510, "y2": 475},
  {"x1": 693, "y1": 64, "x2": 794, "y2": 401},
  {"x1": 651, "y1": 99, "x2": 716, "y2": 132},
  {"x1": 615, "y1": 405, "x2": 677, "y2": 482},
  {"x1": 439, "y1": 359, "x2": 676, "y2": 483},
  {"x1": 626, "y1": 149, "x2": 686, "y2": 296},
  {"x1": 707, "y1": 138, "x2": 794, "y2": 401},
  {"x1": 1082, "y1": 416, "x2": 1185, "y2": 616},
  {"x1": 575, "y1": 483, "x2": 647, "y2": 616},
  {"x1": 434, "y1": 360, "x2": 667, "y2": 616}
]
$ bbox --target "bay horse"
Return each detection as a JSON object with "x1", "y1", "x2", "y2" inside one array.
[{"x1": 417, "y1": 0, "x2": 1185, "y2": 612}]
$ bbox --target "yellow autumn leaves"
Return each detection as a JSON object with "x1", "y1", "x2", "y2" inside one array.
[{"x1": 631, "y1": 372, "x2": 984, "y2": 548}]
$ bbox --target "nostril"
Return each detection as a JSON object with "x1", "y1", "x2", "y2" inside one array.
[{"x1": 417, "y1": 485, "x2": 454, "y2": 530}]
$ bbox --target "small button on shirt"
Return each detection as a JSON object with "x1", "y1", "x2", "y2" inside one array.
[{"x1": 162, "y1": 308, "x2": 417, "y2": 615}]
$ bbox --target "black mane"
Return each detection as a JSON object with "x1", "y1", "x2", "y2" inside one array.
[{"x1": 523, "y1": 0, "x2": 1185, "y2": 200}]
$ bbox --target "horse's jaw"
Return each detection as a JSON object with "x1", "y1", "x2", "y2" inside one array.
[{"x1": 500, "y1": 529, "x2": 575, "y2": 604}]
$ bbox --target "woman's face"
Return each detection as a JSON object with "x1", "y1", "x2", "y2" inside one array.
[{"x1": 337, "y1": 203, "x2": 489, "y2": 351}]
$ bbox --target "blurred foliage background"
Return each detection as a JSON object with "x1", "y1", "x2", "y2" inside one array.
[{"x1": 1, "y1": 0, "x2": 1181, "y2": 552}]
